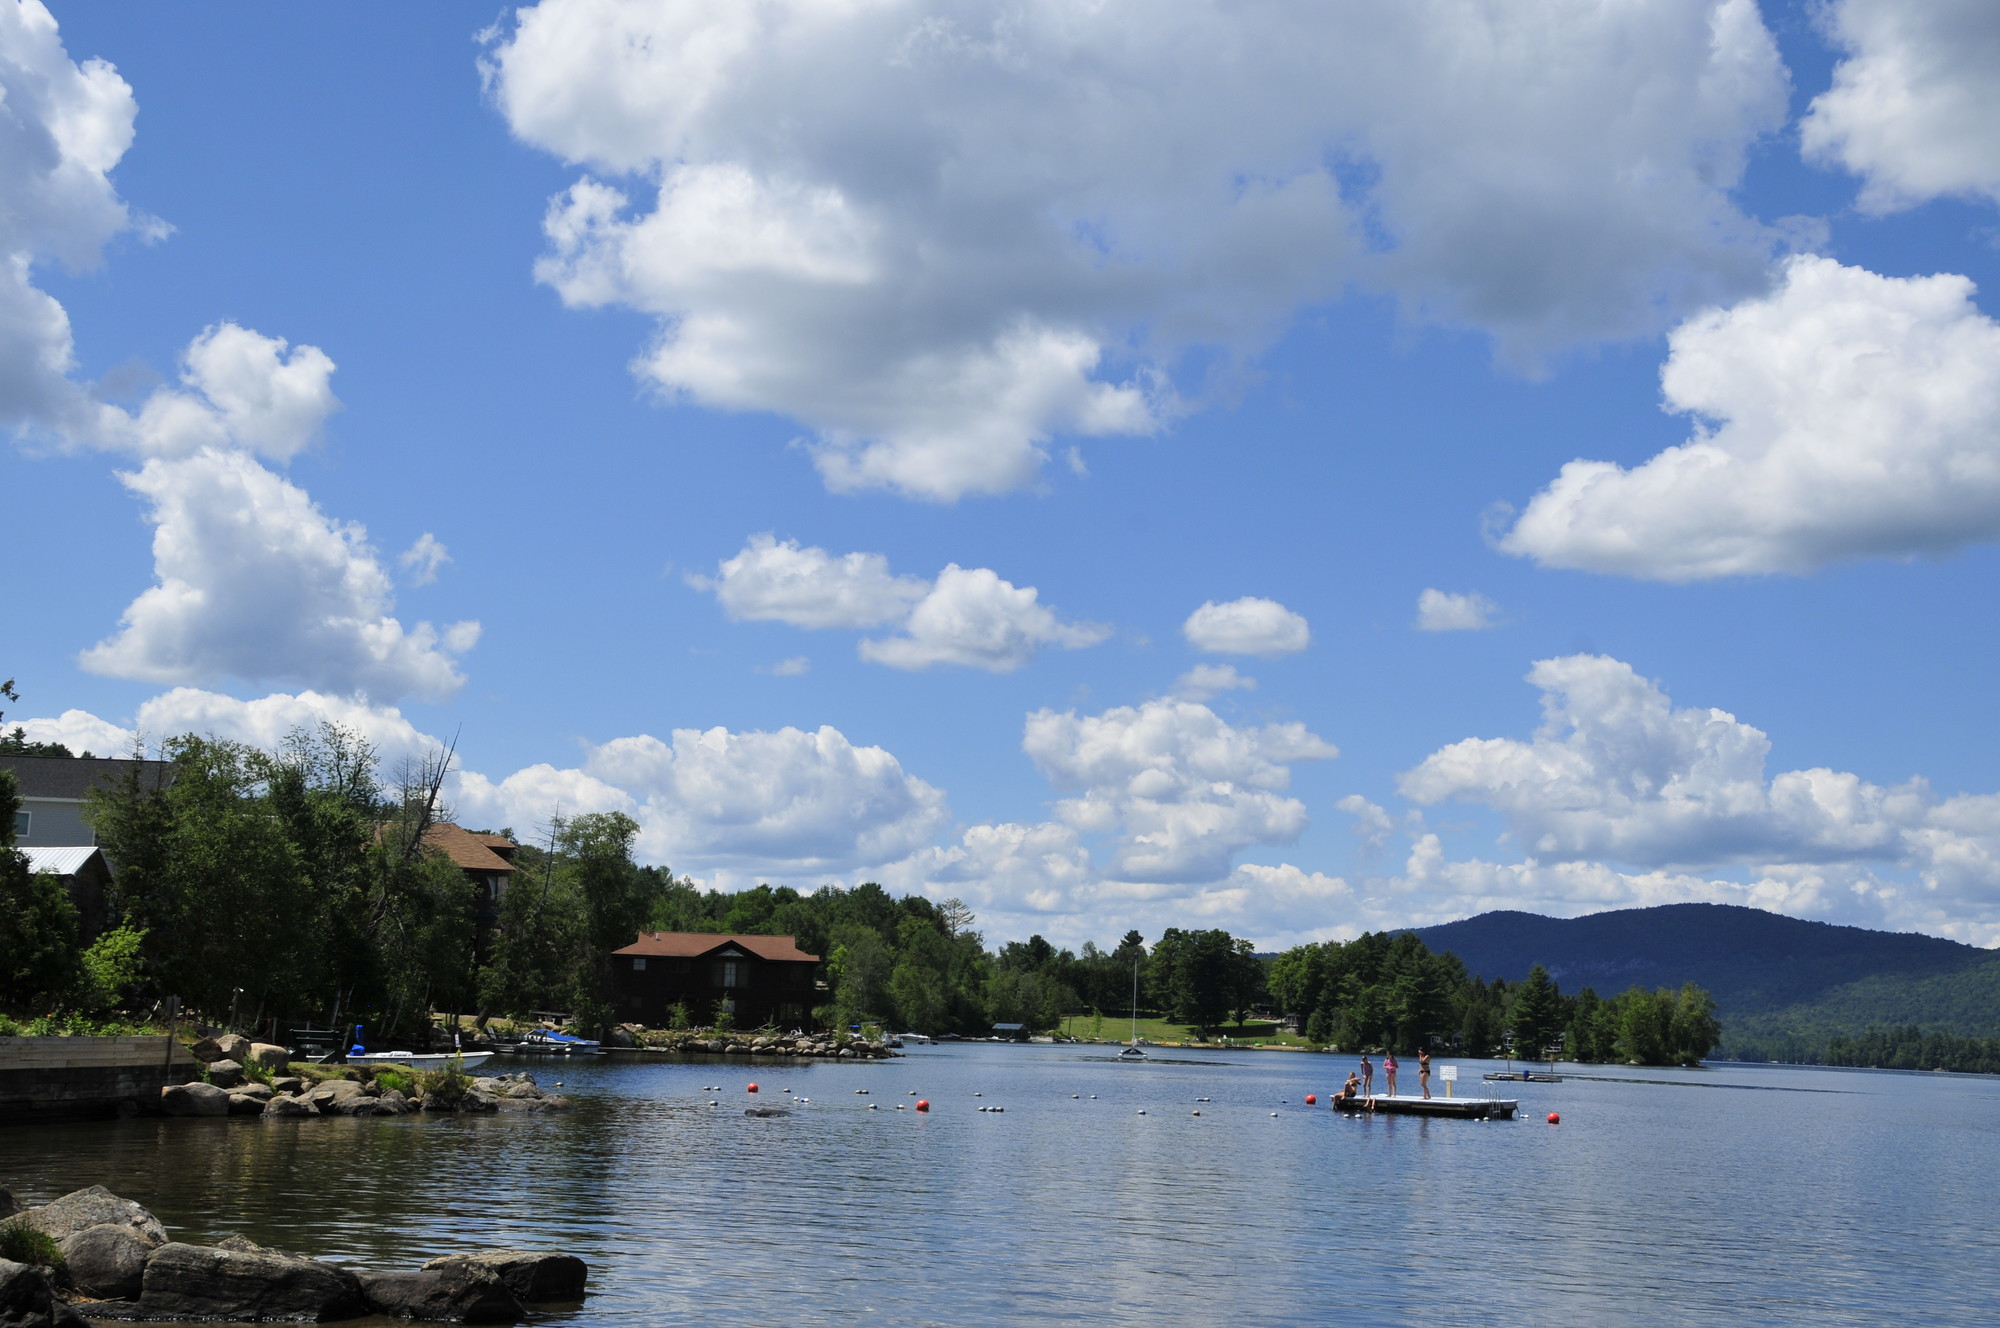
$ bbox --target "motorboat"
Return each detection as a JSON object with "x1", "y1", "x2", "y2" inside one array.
[{"x1": 504, "y1": 1029, "x2": 604, "y2": 1055}]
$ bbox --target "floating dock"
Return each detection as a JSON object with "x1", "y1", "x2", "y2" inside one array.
[{"x1": 1331, "y1": 1093, "x2": 1517, "y2": 1120}]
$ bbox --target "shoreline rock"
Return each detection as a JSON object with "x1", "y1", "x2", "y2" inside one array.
[
  {"x1": 4, "y1": 1188, "x2": 585, "y2": 1326},
  {"x1": 156, "y1": 1068, "x2": 569, "y2": 1121}
]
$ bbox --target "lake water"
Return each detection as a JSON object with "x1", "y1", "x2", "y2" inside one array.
[{"x1": 3, "y1": 1046, "x2": 1997, "y2": 1327}]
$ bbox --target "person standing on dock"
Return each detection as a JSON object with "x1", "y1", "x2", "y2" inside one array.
[
  {"x1": 1360, "y1": 1054, "x2": 1374, "y2": 1098},
  {"x1": 1418, "y1": 1048, "x2": 1432, "y2": 1099},
  {"x1": 1383, "y1": 1052, "x2": 1399, "y2": 1097}
]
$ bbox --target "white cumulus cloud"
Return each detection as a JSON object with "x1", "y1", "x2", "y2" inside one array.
[
  {"x1": 1182, "y1": 597, "x2": 1309, "y2": 657},
  {"x1": 81, "y1": 449, "x2": 479, "y2": 702},
  {"x1": 586, "y1": 725, "x2": 951, "y2": 874},
  {"x1": 1800, "y1": 0, "x2": 2000, "y2": 214},
  {"x1": 693, "y1": 533, "x2": 927, "y2": 629},
  {"x1": 93, "y1": 322, "x2": 339, "y2": 461},
  {"x1": 1390, "y1": 654, "x2": 2000, "y2": 940},
  {"x1": 1025, "y1": 698, "x2": 1336, "y2": 883},
  {"x1": 0, "y1": 0, "x2": 150, "y2": 440},
  {"x1": 1501, "y1": 256, "x2": 2000, "y2": 580},
  {"x1": 399, "y1": 533, "x2": 450, "y2": 586},
  {"x1": 1415, "y1": 589, "x2": 1498, "y2": 632},
  {"x1": 1171, "y1": 663, "x2": 1256, "y2": 702},
  {"x1": 486, "y1": 0, "x2": 1787, "y2": 499},
  {"x1": 696, "y1": 536, "x2": 1107, "y2": 672},
  {"x1": 861, "y1": 565, "x2": 1109, "y2": 673}
]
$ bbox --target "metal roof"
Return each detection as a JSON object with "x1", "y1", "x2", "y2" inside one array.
[{"x1": 23, "y1": 845, "x2": 106, "y2": 876}]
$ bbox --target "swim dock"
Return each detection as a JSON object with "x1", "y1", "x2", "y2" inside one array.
[{"x1": 1331, "y1": 1093, "x2": 1518, "y2": 1120}]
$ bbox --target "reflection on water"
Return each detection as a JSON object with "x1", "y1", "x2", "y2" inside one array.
[{"x1": 3, "y1": 1048, "x2": 1998, "y2": 1327}]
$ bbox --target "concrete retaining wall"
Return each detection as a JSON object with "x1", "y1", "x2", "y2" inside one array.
[{"x1": 0, "y1": 1036, "x2": 198, "y2": 1125}]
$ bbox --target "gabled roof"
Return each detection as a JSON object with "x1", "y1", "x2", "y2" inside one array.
[
  {"x1": 375, "y1": 821, "x2": 518, "y2": 874},
  {"x1": 0, "y1": 755, "x2": 176, "y2": 801},
  {"x1": 422, "y1": 823, "x2": 518, "y2": 874},
  {"x1": 614, "y1": 931, "x2": 819, "y2": 963},
  {"x1": 23, "y1": 845, "x2": 107, "y2": 876}
]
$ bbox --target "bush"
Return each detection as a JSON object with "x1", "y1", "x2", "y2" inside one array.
[
  {"x1": 0, "y1": 1221, "x2": 65, "y2": 1278},
  {"x1": 413, "y1": 1056, "x2": 472, "y2": 1108},
  {"x1": 73, "y1": 926, "x2": 147, "y2": 1015},
  {"x1": 373, "y1": 1069, "x2": 416, "y2": 1097}
]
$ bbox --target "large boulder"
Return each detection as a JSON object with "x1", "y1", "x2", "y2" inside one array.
[
  {"x1": 188, "y1": 1036, "x2": 224, "y2": 1063},
  {"x1": 0, "y1": 1257, "x2": 88, "y2": 1328},
  {"x1": 58, "y1": 1223, "x2": 150, "y2": 1300},
  {"x1": 270, "y1": 1076, "x2": 304, "y2": 1095},
  {"x1": 214, "y1": 1033, "x2": 250, "y2": 1063},
  {"x1": 420, "y1": 1251, "x2": 587, "y2": 1304},
  {"x1": 226, "y1": 1093, "x2": 268, "y2": 1117},
  {"x1": 206, "y1": 1060, "x2": 246, "y2": 1089},
  {"x1": 137, "y1": 1242, "x2": 364, "y2": 1323},
  {"x1": 356, "y1": 1265, "x2": 522, "y2": 1323},
  {"x1": 264, "y1": 1094, "x2": 319, "y2": 1118},
  {"x1": 246, "y1": 1042, "x2": 290, "y2": 1072},
  {"x1": 301, "y1": 1078, "x2": 364, "y2": 1111},
  {"x1": 16, "y1": 1187, "x2": 168, "y2": 1248},
  {"x1": 160, "y1": 1082, "x2": 231, "y2": 1118}
]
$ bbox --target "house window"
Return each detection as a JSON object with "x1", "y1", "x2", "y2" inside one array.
[
  {"x1": 714, "y1": 959, "x2": 743, "y2": 987},
  {"x1": 10, "y1": 810, "x2": 26, "y2": 839},
  {"x1": 631, "y1": 957, "x2": 647, "y2": 971}
]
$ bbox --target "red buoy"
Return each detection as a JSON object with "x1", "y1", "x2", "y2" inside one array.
[
  {"x1": 1304, "y1": 1094, "x2": 1317, "y2": 1105},
  {"x1": 916, "y1": 1099, "x2": 930, "y2": 1112},
  {"x1": 1546, "y1": 1112, "x2": 1560, "y2": 1124},
  {"x1": 747, "y1": 1083, "x2": 758, "y2": 1093}
]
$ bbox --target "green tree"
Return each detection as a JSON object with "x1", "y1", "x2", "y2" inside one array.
[
  {"x1": 0, "y1": 770, "x2": 81, "y2": 1008},
  {"x1": 1509, "y1": 964, "x2": 1564, "y2": 1060}
]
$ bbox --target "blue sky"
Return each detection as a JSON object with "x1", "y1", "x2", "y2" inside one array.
[{"x1": 7, "y1": 0, "x2": 2000, "y2": 949}]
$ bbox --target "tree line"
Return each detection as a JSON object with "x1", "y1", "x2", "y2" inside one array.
[
  {"x1": 1726, "y1": 1025, "x2": 2000, "y2": 1075},
  {"x1": 3, "y1": 716, "x2": 1718, "y2": 1064},
  {"x1": 1269, "y1": 932, "x2": 1720, "y2": 1066}
]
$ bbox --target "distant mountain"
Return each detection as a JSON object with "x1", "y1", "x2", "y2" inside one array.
[{"x1": 1411, "y1": 903, "x2": 1995, "y2": 1024}]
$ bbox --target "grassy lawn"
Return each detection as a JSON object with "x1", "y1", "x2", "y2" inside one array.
[{"x1": 1059, "y1": 1014, "x2": 1312, "y2": 1047}]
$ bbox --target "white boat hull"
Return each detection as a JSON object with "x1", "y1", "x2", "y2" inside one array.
[{"x1": 346, "y1": 1051, "x2": 492, "y2": 1071}]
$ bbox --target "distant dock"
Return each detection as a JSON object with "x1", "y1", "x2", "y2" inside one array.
[{"x1": 1331, "y1": 1093, "x2": 1517, "y2": 1120}]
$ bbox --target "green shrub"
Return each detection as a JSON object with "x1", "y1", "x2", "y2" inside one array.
[
  {"x1": 413, "y1": 1055, "x2": 471, "y2": 1108},
  {"x1": 0, "y1": 1220, "x2": 65, "y2": 1277},
  {"x1": 373, "y1": 1069, "x2": 416, "y2": 1097}
]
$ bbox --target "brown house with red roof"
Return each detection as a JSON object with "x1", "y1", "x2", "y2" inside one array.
[{"x1": 609, "y1": 932, "x2": 820, "y2": 1030}]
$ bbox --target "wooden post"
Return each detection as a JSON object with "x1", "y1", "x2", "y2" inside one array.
[{"x1": 162, "y1": 996, "x2": 180, "y2": 1070}]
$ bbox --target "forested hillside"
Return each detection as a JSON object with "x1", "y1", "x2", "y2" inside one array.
[{"x1": 1413, "y1": 903, "x2": 1991, "y2": 1018}]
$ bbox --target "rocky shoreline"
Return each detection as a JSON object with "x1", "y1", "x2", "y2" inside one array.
[
  {"x1": 158, "y1": 1034, "x2": 571, "y2": 1120},
  {"x1": 605, "y1": 1027, "x2": 896, "y2": 1059},
  {"x1": 0, "y1": 1185, "x2": 584, "y2": 1325}
]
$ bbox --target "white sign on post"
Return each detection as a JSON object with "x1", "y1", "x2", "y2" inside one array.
[{"x1": 1440, "y1": 1065, "x2": 1458, "y2": 1081}]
